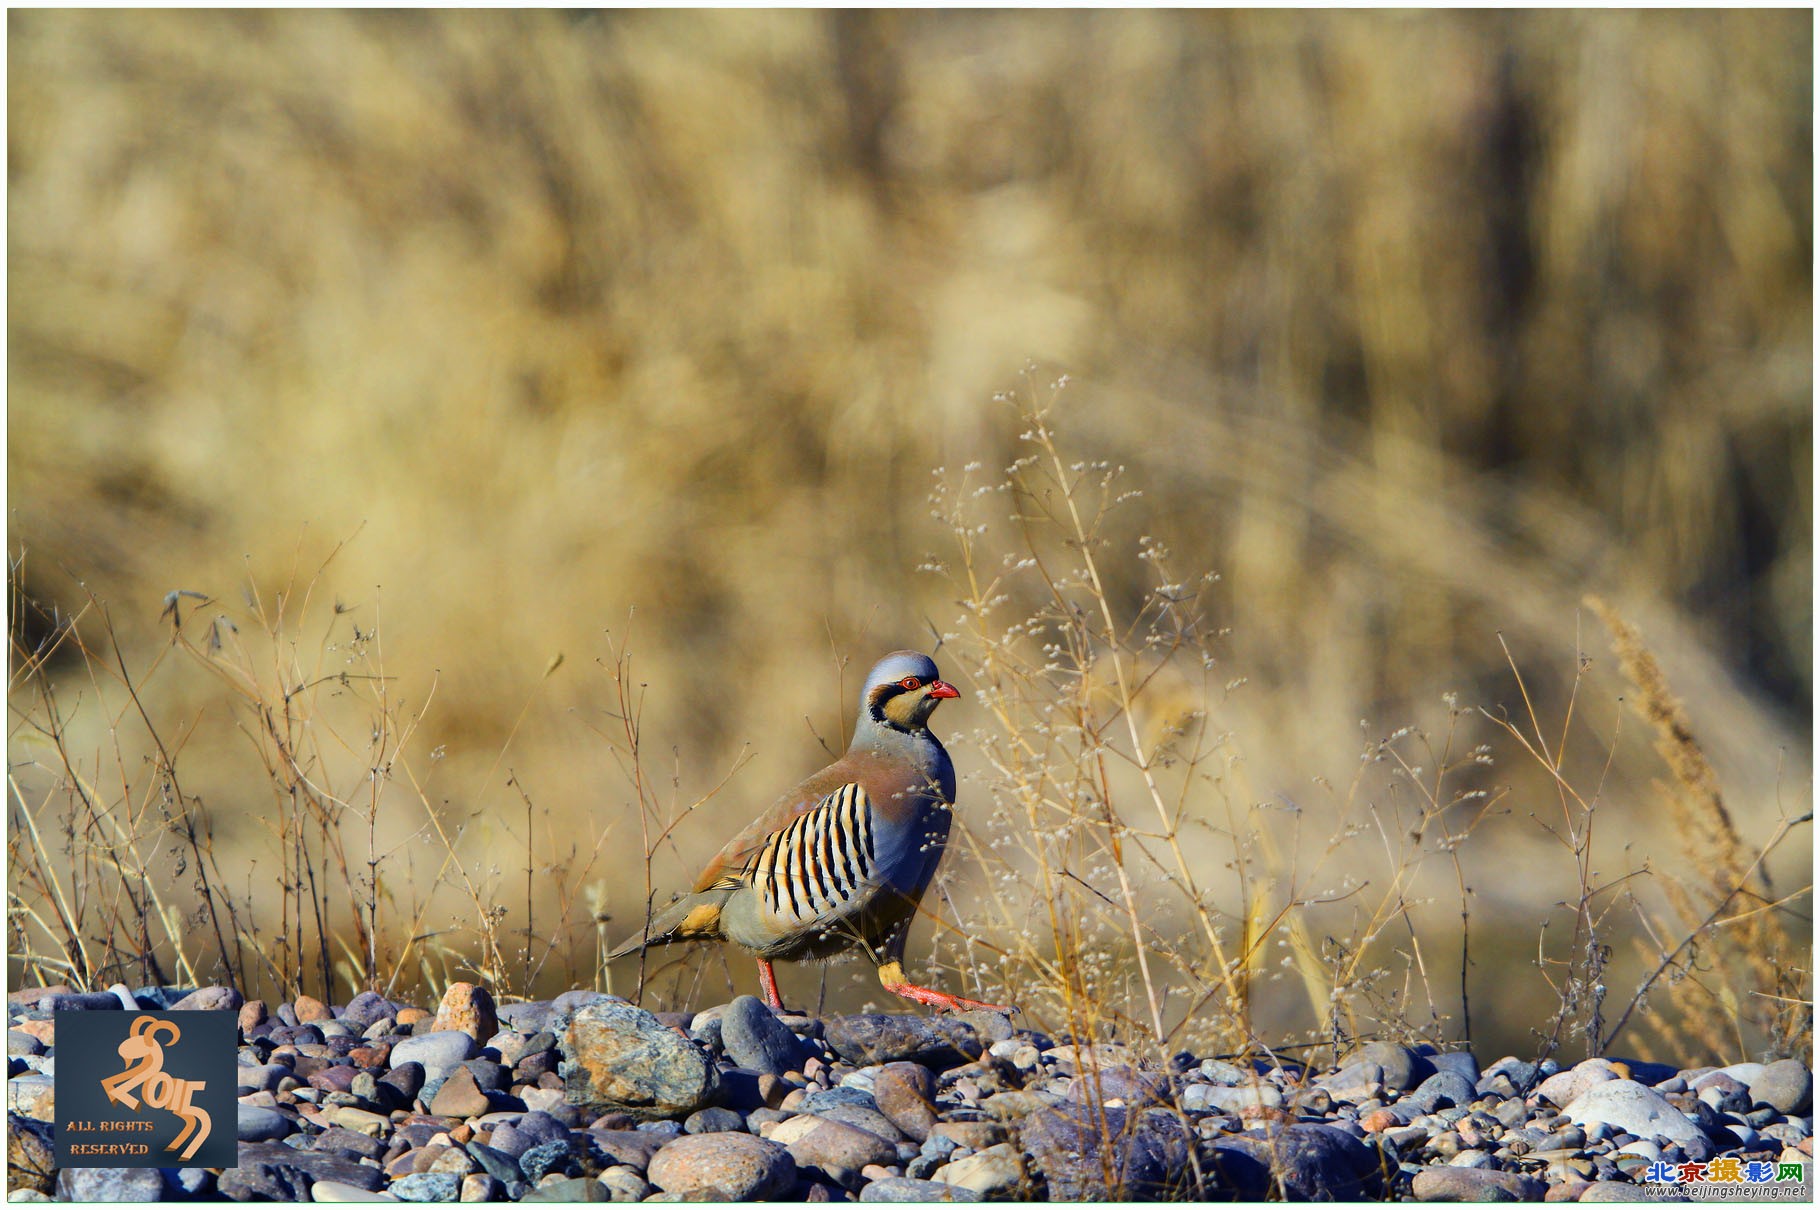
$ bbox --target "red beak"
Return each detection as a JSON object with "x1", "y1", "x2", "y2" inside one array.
[{"x1": 927, "y1": 680, "x2": 960, "y2": 699}]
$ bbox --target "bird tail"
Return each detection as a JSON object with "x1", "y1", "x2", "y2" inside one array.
[{"x1": 605, "y1": 888, "x2": 732, "y2": 961}]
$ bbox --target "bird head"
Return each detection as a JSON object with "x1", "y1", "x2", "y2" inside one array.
[{"x1": 862, "y1": 650, "x2": 960, "y2": 732}]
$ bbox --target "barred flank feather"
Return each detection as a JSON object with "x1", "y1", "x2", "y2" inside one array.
[{"x1": 755, "y1": 784, "x2": 876, "y2": 928}]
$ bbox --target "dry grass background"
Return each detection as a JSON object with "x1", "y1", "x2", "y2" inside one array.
[{"x1": 7, "y1": 10, "x2": 1811, "y2": 1063}]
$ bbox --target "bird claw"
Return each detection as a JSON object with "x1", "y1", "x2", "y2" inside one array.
[{"x1": 885, "y1": 981, "x2": 1019, "y2": 1016}]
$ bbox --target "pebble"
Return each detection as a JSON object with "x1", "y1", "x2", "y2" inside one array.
[
  {"x1": 1563, "y1": 1079, "x2": 1709, "y2": 1148},
  {"x1": 858, "y1": 1176, "x2": 982, "y2": 1202},
  {"x1": 645, "y1": 1131, "x2": 796, "y2": 1200},
  {"x1": 10, "y1": 983, "x2": 1814, "y2": 1204},
  {"x1": 719, "y1": 995, "x2": 809, "y2": 1077}
]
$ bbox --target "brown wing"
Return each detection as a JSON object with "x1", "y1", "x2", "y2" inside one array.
[{"x1": 691, "y1": 753, "x2": 870, "y2": 893}]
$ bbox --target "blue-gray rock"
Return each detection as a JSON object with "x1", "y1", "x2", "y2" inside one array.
[
  {"x1": 638, "y1": 1119, "x2": 685, "y2": 1137},
  {"x1": 1209, "y1": 1123, "x2": 1384, "y2": 1201},
  {"x1": 520, "y1": 1137, "x2": 588, "y2": 1182},
  {"x1": 466, "y1": 1140, "x2": 526, "y2": 1183},
  {"x1": 380, "y1": 1060, "x2": 426, "y2": 1103},
  {"x1": 314, "y1": 1126, "x2": 387, "y2": 1160},
  {"x1": 392, "y1": 1171, "x2": 463, "y2": 1202},
  {"x1": 716, "y1": 1067, "x2": 768, "y2": 1112},
  {"x1": 685, "y1": 1106, "x2": 748, "y2": 1134},
  {"x1": 1429, "y1": 1051, "x2": 1481, "y2": 1083},
  {"x1": 1409, "y1": 1071, "x2": 1478, "y2": 1114},
  {"x1": 721, "y1": 995, "x2": 810, "y2": 1076},
  {"x1": 341, "y1": 991, "x2": 397, "y2": 1032},
  {"x1": 1477, "y1": 1058, "x2": 1539, "y2": 1097},
  {"x1": 558, "y1": 1000, "x2": 718, "y2": 1121},
  {"x1": 824, "y1": 1015, "x2": 982, "y2": 1069},
  {"x1": 217, "y1": 1140, "x2": 386, "y2": 1200},
  {"x1": 1564, "y1": 1080, "x2": 1707, "y2": 1148},
  {"x1": 1022, "y1": 1103, "x2": 1196, "y2": 1199},
  {"x1": 803, "y1": 1086, "x2": 879, "y2": 1114},
  {"x1": 236, "y1": 1104, "x2": 295, "y2": 1142},
  {"x1": 859, "y1": 1176, "x2": 982, "y2": 1202},
  {"x1": 47, "y1": 991, "x2": 125, "y2": 1012},
  {"x1": 389, "y1": 1030, "x2": 479, "y2": 1085},
  {"x1": 1340, "y1": 1041, "x2": 1433, "y2": 1092},
  {"x1": 55, "y1": 1168, "x2": 165, "y2": 1201},
  {"x1": 499, "y1": 1001, "x2": 559, "y2": 1034}
]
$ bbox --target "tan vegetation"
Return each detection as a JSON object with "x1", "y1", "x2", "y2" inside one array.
[{"x1": 8, "y1": 11, "x2": 1810, "y2": 1063}]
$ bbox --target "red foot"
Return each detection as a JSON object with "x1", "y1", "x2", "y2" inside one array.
[
  {"x1": 756, "y1": 958, "x2": 785, "y2": 1010},
  {"x1": 884, "y1": 981, "x2": 1018, "y2": 1015}
]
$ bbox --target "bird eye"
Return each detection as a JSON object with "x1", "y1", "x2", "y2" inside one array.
[{"x1": 900, "y1": 676, "x2": 921, "y2": 690}]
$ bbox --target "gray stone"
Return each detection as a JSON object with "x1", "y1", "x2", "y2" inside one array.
[
  {"x1": 683, "y1": 1106, "x2": 747, "y2": 1134},
  {"x1": 55, "y1": 1169, "x2": 166, "y2": 1202},
  {"x1": 391, "y1": 1173, "x2": 462, "y2": 1202},
  {"x1": 169, "y1": 985, "x2": 244, "y2": 1012},
  {"x1": 237, "y1": 1104, "x2": 296, "y2": 1142},
  {"x1": 558, "y1": 1001, "x2": 718, "y2": 1121},
  {"x1": 1748, "y1": 1059, "x2": 1812, "y2": 1114},
  {"x1": 646, "y1": 1131, "x2": 797, "y2": 1200},
  {"x1": 520, "y1": 1137, "x2": 588, "y2": 1183},
  {"x1": 1564, "y1": 1080, "x2": 1707, "y2": 1148},
  {"x1": 521, "y1": 1177, "x2": 608, "y2": 1201},
  {"x1": 1339, "y1": 1041, "x2": 1433, "y2": 1092},
  {"x1": 771, "y1": 1114, "x2": 898, "y2": 1181},
  {"x1": 720, "y1": 996, "x2": 810, "y2": 1077},
  {"x1": 858, "y1": 1176, "x2": 982, "y2": 1202},
  {"x1": 1410, "y1": 1071, "x2": 1479, "y2": 1114},
  {"x1": 304, "y1": 1179, "x2": 398, "y2": 1202},
  {"x1": 389, "y1": 1031, "x2": 479, "y2": 1087},
  {"x1": 824, "y1": 1015, "x2": 981, "y2": 1069},
  {"x1": 1208, "y1": 1123, "x2": 1383, "y2": 1201},
  {"x1": 219, "y1": 1141, "x2": 387, "y2": 1200},
  {"x1": 1022, "y1": 1103, "x2": 1194, "y2": 1199},
  {"x1": 1411, "y1": 1168, "x2": 1547, "y2": 1201}
]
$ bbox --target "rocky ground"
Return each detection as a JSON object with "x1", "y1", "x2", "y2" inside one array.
[{"x1": 6, "y1": 982, "x2": 1814, "y2": 1202}]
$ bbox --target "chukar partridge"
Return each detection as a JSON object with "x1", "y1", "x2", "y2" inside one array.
[{"x1": 608, "y1": 651, "x2": 1011, "y2": 1013}]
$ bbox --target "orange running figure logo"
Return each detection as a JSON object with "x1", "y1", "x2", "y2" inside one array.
[{"x1": 98, "y1": 1016, "x2": 213, "y2": 1162}]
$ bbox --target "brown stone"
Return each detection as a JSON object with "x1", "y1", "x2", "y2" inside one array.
[
  {"x1": 433, "y1": 982, "x2": 499, "y2": 1043},
  {"x1": 398, "y1": 1007, "x2": 433, "y2": 1026},
  {"x1": 294, "y1": 994, "x2": 333, "y2": 1022},
  {"x1": 874, "y1": 1062, "x2": 938, "y2": 1142},
  {"x1": 239, "y1": 999, "x2": 269, "y2": 1032},
  {"x1": 12, "y1": 1020, "x2": 55, "y2": 1046},
  {"x1": 430, "y1": 1067, "x2": 493, "y2": 1120}
]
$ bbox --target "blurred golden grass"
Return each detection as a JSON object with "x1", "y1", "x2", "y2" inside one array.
[{"x1": 7, "y1": 10, "x2": 1810, "y2": 1058}]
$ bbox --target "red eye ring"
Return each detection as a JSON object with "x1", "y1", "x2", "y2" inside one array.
[{"x1": 900, "y1": 676, "x2": 922, "y2": 690}]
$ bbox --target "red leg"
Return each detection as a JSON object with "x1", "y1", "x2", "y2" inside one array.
[
  {"x1": 877, "y1": 960, "x2": 1016, "y2": 1015},
  {"x1": 756, "y1": 957, "x2": 784, "y2": 1010}
]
